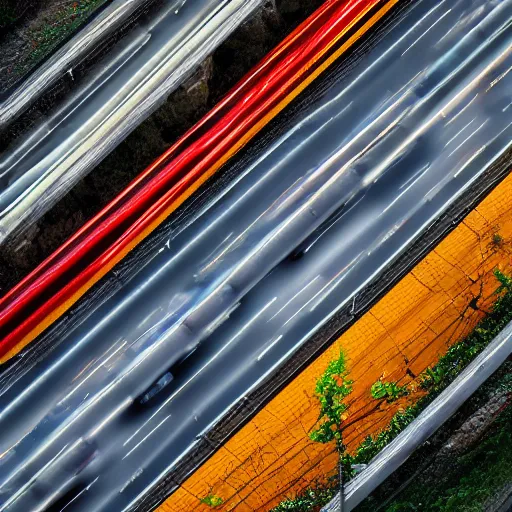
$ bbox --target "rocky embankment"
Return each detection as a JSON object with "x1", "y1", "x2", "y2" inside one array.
[{"x1": 0, "y1": 0, "x2": 322, "y2": 293}]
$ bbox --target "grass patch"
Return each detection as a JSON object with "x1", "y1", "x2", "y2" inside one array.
[
  {"x1": 27, "y1": 0, "x2": 107, "y2": 66},
  {"x1": 1, "y1": 0, "x2": 108, "y2": 86},
  {"x1": 0, "y1": 7, "x2": 18, "y2": 29},
  {"x1": 0, "y1": 1, "x2": 28, "y2": 29},
  {"x1": 271, "y1": 478, "x2": 339, "y2": 512},
  {"x1": 384, "y1": 373, "x2": 512, "y2": 512}
]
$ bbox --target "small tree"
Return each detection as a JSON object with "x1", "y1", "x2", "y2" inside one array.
[{"x1": 310, "y1": 351, "x2": 353, "y2": 452}]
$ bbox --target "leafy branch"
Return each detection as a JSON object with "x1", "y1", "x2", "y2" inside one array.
[
  {"x1": 370, "y1": 380, "x2": 409, "y2": 403},
  {"x1": 309, "y1": 351, "x2": 353, "y2": 451}
]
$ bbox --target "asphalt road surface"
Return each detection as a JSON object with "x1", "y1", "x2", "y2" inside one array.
[{"x1": 0, "y1": 0, "x2": 510, "y2": 510}]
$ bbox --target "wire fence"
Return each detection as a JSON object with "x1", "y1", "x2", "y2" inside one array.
[{"x1": 157, "y1": 171, "x2": 512, "y2": 512}]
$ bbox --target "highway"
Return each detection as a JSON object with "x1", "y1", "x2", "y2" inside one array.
[
  {"x1": 0, "y1": 0, "x2": 149, "y2": 128},
  {"x1": 0, "y1": 0, "x2": 263, "y2": 243},
  {"x1": 0, "y1": 0, "x2": 386, "y2": 359},
  {"x1": 0, "y1": 0, "x2": 510, "y2": 510}
]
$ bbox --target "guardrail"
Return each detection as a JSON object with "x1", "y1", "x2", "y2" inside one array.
[{"x1": 323, "y1": 320, "x2": 512, "y2": 511}]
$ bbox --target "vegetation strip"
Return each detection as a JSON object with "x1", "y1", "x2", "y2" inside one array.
[{"x1": 344, "y1": 317, "x2": 512, "y2": 511}]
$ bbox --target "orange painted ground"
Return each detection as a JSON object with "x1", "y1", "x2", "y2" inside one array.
[{"x1": 159, "y1": 171, "x2": 512, "y2": 512}]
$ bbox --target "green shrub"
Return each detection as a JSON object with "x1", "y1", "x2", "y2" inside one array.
[
  {"x1": 200, "y1": 494, "x2": 224, "y2": 507},
  {"x1": 28, "y1": 0, "x2": 107, "y2": 65},
  {"x1": 370, "y1": 380, "x2": 409, "y2": 403},
  {"x1": 270, "y1": 480, "x2": 338, "y2": 511}
]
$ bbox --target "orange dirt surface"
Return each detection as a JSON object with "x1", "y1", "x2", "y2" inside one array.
[{"x1": 158, "y1": 172, "x2": 512, "y2": 512}]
